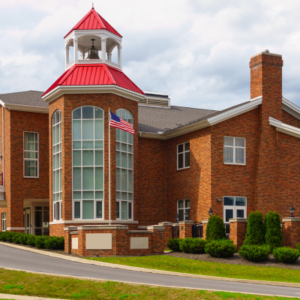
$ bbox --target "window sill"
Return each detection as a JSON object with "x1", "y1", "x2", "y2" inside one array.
[
  {"x1": 223, "y1": 163, "x2": 246, "y2": 166},
  {"x1": 177, "y1": 167, "x2": 190, "y2": 171},
  {"x1": 23, "y1": 176, "x2": 39, "y2": 179}
]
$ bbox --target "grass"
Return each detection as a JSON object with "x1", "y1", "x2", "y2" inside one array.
[
  {"x1": 0, "y1": 268, "x2": 297, "y2": 300},
  {"x1": 86, "y1": 255, "x2": 300, "y2": 284}
]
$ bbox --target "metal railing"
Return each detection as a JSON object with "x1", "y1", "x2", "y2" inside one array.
[
  {"x1": 192, "y1": 223, "x2": 203, "y2": 238},
  {"x1": 172, "y1": 225, "x2": 179, "y2": 239}
]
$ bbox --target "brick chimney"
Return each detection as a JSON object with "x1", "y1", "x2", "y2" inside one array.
[
  {"x1": 250, "y1": 50, "x2": 283, "y2": 213},
  {"x1": 250, "y1": 50, "x2": 283, "y2": 122}
]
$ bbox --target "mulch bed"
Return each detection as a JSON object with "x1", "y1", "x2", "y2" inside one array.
[{"x1": 165, "y1": 251, "x2": 300, "y2": 270}]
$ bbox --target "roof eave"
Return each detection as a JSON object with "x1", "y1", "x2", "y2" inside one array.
[
  {"x1": 0, "y1": 100, "x2": 48, "y2": 114},
  {"x1": 42, "y1": 85, "x2": 146, "y2": 103}
]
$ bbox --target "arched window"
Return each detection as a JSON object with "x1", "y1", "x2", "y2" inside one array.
[
  {"x1": 52, "y1": 110, "x2": 62, "y2": 221},
  {"x1": 116, "y1": 109, "x2": 133, "y2": 220},
  {"x1": 72, "y1": 106, "x2": 104, "y2": 220}
]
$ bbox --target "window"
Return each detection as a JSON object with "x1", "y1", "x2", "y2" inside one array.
[
  {"x1": 177, "y1": 200, "x2": 190, "y2": 221},
  {"x1": 224, "y1": 137, "x2": 246, "y2": 165},
  {"x1": 223, "y1": 196, "x2": 247, "y2": 223},
  {"x1": 1, "y1": 213, "x2": 6, "y2": 231},
  {"x1": 116, "y1": 109, "x2": 134, "y2": 220},
  {"x1": 52, "y1": 111, "x2": 62, "y2": 221},
  {"x1": 177, "y1": 142, "x2": 190, "y2": 170},
  {"x1": 72, "y1": 106, "x2": 104, "y2": 220},
  {"x1": 24, "y1": 132, "x2": 39, "y2": 177}
]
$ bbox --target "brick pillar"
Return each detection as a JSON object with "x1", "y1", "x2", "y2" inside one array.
[
  {"x1": 229, "y1": 218, "x2": 247, "y2": 250},
  {"x1": 64, "y1": 226, "x2": 77, "y2": 254},
  {"x1": 282, "y1": 218, "x2": 300, "y2": 248},
  {"x1": 158, "y1": 222, "x2": 173, "y2": 246},
  {"x1": 147, "y1": 225, "x2": 165, "y2": 254},
  {"x1": 179, "y1": 220, "x2": 193, "y2": 239},
  {"x1": 202, "y1": 220, "x2": 208, "y2": 240}
]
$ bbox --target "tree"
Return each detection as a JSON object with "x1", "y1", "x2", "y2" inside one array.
[
  {"x1": 243, "y1": 211, "x2": 265, "y2": 245},
  {"x1": 265, "y1": 211, "x2": 283, "y2": 250},
  {"x1": 206, "y1": 214, "x2": 226, "y2": 242}
]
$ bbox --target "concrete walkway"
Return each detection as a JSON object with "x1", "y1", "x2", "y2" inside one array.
[
  {"x1": 0, "y1": 294, "x2": 67, "y2": 300},
  {"x1": 0, "y1": 243, "x2": 300, "y2": 298}
]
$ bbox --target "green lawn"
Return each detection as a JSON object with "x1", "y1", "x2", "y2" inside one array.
[
  {"x1": 0, "y1": 268, "x2": 297, "y2": 300},
  {"x1": 86, "y1": 255, "x2": 300, "y2": 284}
]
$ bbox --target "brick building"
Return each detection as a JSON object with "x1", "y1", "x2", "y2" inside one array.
[{"x1": 1, "y1": 8, "x2": 300, "y2": 240}]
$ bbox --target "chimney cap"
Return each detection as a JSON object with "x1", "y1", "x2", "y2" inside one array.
[{"x1": 264, "y1": 49, "x2": 270, "y2": 53}]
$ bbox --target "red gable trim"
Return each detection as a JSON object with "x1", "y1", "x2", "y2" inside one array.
[{"x1": 64, "y1": 8, "x2": 122, "y2": 39}]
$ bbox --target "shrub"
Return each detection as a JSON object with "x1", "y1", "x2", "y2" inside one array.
[
  {"x1": 3, "y1": 231, "x2": 17, "y2": 242},
  {"x1": 297, "y1": 243, "x2": 300, "y2": 252},
  {"x1": 273, "y1": 247, "x2": 300, "y2": 264},
  {"x1": 167, "y1": 238, "x2": 183, "y2": 251},
  {"x1": 265, "y1": 211, "x2": 283, "y2": 250},
  {"x1": 205, "y1": 239, "x2": 236, "y2": 258},
  {"x1": 0, "y1": 232, "x2": 7, "y2": 241},
  {"x1": 239, "y1": 245, "x2": 270, "y2": 262},
  {"x1": 12, "y1": 233, "x2": 23, "y2": 244},
  {"x1": 243, "y1": 211, "x2": 265, "y2": 246},
  {"x1": 44, "y1": 236, "x2": 64, "y2": 250},
  {"x1": 26, "y1": 235, "x2": 36, "y2": 247},
  {"x1": 179, "y1": 238, "x2": 207, "y2": 254},
  {"x1": 34, "y1": 236, "x2": 47, "y2": 249},
  {"x1": 206, "y1": 215, "x2": 226, "y2": 242},
  {"x1": 19, "y1": 234, "x2": 30, "y2": 245}
]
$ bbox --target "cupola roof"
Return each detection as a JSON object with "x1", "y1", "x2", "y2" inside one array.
[
  {"x1": 64, "y1": 8, "x2": 122, "y2": 39},
  {"x1": 42, "y1": 64, "x2": 144, "y2": 97}
]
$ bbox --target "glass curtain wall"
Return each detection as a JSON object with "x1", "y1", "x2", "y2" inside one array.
[
  {"x1": 72, "y1": 106, "x2": 104, "y2": 219},
  {"x1": 52, "y1": 110, "x2": 62, "y2": 221},
  {"x1": 116, "y1": 109, "x2": 134, "y2": 220}
]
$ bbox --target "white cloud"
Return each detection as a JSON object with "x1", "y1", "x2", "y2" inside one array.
[{"x1": 0, "y1": 0, "x2": 300, "y2": 110}]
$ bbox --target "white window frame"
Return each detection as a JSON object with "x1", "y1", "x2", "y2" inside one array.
[
  {"x1": 23, "y1": 132, "x2": 39, "y2": 178},
  {"x1": 223, "y1": 196, "x2": 247, "y2": 223},
  {"x1": 72, "y1": 106, "x2": 105, "y2": 221},
  {"x1": 1, "y1": 212, "x2": 6, "y2": 231},
  {"x1": 52, "y1": 110, "x2": 62, "y2": 222},
  {"x1": 116, "y1": 109, "x2": 134, "y2": 221},
  {"x1": 177, "y1": 199, "x2": 190, "y2": 221},
  {"x1": 177, "y1": 142, "x2": 190, "y2": 170},
  {"x1": 224, "y1": 137, "x2": 246, "y2": 165}
]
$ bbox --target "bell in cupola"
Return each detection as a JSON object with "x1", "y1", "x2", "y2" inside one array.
[{"x1": 87, "y1": 39, "x2": 100, "y2": 60}]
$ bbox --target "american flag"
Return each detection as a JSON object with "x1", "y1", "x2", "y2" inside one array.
[{"x1": 110, "y1": 111, "x2": 135, "y2": 135}]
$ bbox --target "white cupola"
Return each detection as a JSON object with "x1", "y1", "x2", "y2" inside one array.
[{"x1": 64, "y1": 7, "x2": 123, "y2": 70}]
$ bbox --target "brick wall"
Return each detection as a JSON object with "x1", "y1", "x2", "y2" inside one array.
[{"x1": 4, "y1": 109, "x2": 49, "y2": 229}]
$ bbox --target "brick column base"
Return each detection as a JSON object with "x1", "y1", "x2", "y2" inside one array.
[
  {"x1": 202, "y1": 220, "x2": 208, "y2": 240},
  {"x1": 229, "y1": 218, "x2": 247, "y2": 250},
  {"x1": 147, "y1": 225, "x2": 165, "y2": 253},
  {"x1": 158, "y1": 222, "x2": 173, "y2": 247},
  {"x1": 179, "y1": 220, "x2": 193, "y2": 239},
  {"x1": 282, "y1": 217, "x2": 300, "y2": 248}
]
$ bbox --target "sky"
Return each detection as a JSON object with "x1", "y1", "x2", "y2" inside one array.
[{"x1": 0, "y1": 0, "x2": 300, "y2": 110}]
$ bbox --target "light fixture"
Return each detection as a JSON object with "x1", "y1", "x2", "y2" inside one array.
[
  {"x1": 289, "y1": 205, "x2": 295, "y2": 218},
  {"x1": 87, "y1": 39, "x2": 100, "y2": 60},
  {"x1": 208, "y1": 208, "x2": 213, "y2": 217}
]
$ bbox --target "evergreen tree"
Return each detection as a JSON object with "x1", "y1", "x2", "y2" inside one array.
[
  {"x1": 206, "y1": 214, "x2": 226, "y2": 242},
  {"x1": 243, "y1": 211, "x2": 265, "y2": 245},
  {"x1": 265, "y1": 211, "x2": 283, "y2": 250}
]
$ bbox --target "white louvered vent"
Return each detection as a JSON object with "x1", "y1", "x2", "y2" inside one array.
[
  {"x1": 148, "y1": 99, "x2": 169, "y2": 107},
  {"x1": 139, "y1": 92, "x2": 170, "y2": 108}
]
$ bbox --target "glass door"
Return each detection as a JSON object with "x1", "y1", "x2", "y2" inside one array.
[
  {"x1": 34, "y1": 206, "x2": 49, "y2": 236},
  {"x1": 23, "y1": 207, "x2": 31, "y2": 234}
]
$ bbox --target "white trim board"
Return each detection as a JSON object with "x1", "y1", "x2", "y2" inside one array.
[
  {"x1": 42, "y1": 85, "x2": 145, "y2": 103},
  {"x1": 0, "y1": 100, "x2": 49, "y2": 114},
  {"x1": 269, "y1": 117, "x2": 300, "y2": 139}
]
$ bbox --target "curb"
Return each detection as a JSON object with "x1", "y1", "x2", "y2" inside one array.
[
  {"x1": 1, "y1": 241, "x2": 300, "y2": 289},
  {"x1": 0, "y1": 293, "x2": 67, "y2": 300}
]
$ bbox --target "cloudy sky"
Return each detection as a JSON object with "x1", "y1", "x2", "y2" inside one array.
[{"x1": 0, "y1": 0, "x2": 300, "y2": 110}]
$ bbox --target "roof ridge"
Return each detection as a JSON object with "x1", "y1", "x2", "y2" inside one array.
[
  {"x1": 104, "y1": 64, "x2": 117, "y2": 85},
  {"x1": 95, "y1": 10, "x2": 106, "y2": 29},
  {"x1": 0, "y1": 90, "x2": 44, "y2": 96}
]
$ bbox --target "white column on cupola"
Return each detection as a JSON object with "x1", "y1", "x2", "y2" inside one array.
[
  {"x1": 118, "y1": 45, "x2": 122, "y2": 68},
  {"x1": 65, "y1": 45, "x2": 69, "y2": 67},
  {"x1": 74, "y1": 38, "x2": 78, "y2": 63},
  {"x1": 108, "y1": 51, "x2": 112, "y2": 62},
  {"x1": 101, "y1": 38, "x2": 107, "y2": 62}
]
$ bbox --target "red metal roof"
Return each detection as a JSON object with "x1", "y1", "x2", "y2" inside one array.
[
  {"x1": 43, "y1": 64, "x2": 144, "y2": 97},
  {"x1": 65, "y1": 8, "x2": 122, "y2": 38}
]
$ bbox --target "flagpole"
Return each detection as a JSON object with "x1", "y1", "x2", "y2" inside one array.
[{"x1": 108, "y1": 108, "x2": 111, "y2": 226}]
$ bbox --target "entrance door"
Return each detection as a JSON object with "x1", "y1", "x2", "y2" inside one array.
[
  {"x1": 34, "y1": 206, "x2": 49, "y2": 236},
  {"x1": 23, "y1": 207, "x2": 31, "y2": 234}
]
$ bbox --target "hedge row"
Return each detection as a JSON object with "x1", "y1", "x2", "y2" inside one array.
[{"x1": 0, "y1": 231, "x2": 64, "y2": 250}]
